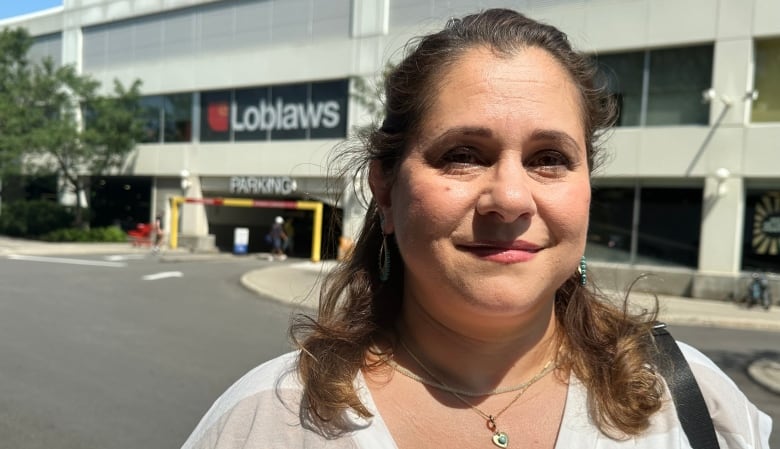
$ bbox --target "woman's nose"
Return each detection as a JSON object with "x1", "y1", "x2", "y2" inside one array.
[{"x1": 475, "y1": 160, "x2": 536, "y2": 222}]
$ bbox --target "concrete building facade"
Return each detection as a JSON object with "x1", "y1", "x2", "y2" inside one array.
[{"x1": 3, "y1": 0, "x2": 779, "y2": 297}]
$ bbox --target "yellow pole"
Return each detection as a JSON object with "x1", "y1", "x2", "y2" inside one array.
[
  {"x1": 170, "y1": 196, "x2": 181, "y2": 249},
  {"x1": 296, "y1": 200, "x2": 323, "y2": 263},
  {"x1": 312, "y1": 202, "x2": 323, "y2": 263},
  {"x1": 167, "y1": 196, "x2": 324, "y2": 260}
]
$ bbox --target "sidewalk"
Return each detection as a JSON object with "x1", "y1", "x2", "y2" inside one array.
[
  {"x1": 0, "y1": 235, "x2": 153, "y2": 256},
  {"x1": 0, "y1": 235, "x2": 208, "y2": 258},
  {"x1": 240, "y1": 260, "x2": 780, "y2": 396},
  {"x1": 2, "y1": 235, "x2": 777, "y2": 395},
  {"x1": 240, "y1": 260, "x2": 780, "y2": 330}
]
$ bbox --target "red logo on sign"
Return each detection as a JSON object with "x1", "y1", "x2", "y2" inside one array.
[{"x1": 207, "y1": 102, "x2": 230, "y2": 132}]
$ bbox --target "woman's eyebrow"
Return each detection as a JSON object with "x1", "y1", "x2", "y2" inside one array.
[
  {"x1": 528, "y1": 129, "x2": 581, "y2": 150},
  {"x1": 426, "y1": 126, "x2": 494, "y2": 145},
  {"x1": 425, "y1": 127, "x2": 581, "y2": 151}
]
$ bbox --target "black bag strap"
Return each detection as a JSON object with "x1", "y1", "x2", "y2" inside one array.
[{"x1": 652, "y1": 322, "x2": 720, "y2": 449}]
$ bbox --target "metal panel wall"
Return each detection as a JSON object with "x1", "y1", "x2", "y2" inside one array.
[
  {"x1": 29, "y1": 33, "x2": 63, "y2": 66},
  {"x1": 81, "y1": 0, "x2": 351, "y2": 70}
]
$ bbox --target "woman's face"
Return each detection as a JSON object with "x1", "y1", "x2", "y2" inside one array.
[{"x1": 374, "y1": 46, "x2": 591, "y2": 323}]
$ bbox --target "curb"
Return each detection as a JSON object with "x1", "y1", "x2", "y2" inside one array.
[
  {"x1": 747, "y1": 358, "x2": 780, "y2": 395},
  {"x1": 657, "y1": 314, "x2": 780, "y2": 333},
  {"x1": 239, "y1": 271, "x2": 311, "y2": 310},
  {"x1": 1, "y1": 243, "x2": 149, "y2": 256},
  {"x1": 239, "y1": 261, "x2": 333, "y2": 311}
]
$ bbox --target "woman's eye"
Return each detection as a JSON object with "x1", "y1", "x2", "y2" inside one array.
[
  {"x1": 528, "y1": 150, "x2": 571, "y2": 168},
  {"x1": 441, "y1": 147, "x2": 482, "y2": 166},
  {"x1": 527, "y1": 151, "x2": 571, "y2": 174}
]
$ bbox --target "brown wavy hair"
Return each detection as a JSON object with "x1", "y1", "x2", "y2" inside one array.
[{"x1": 291, "y1": 8, "x2": 663, "y2": 439}]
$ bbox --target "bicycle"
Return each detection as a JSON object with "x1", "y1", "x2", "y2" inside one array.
[{"x1": 742, "y1": 272, "x2": 772, "y2": 310}]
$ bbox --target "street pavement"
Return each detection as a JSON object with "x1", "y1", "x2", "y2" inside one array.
[
  {"x1": 0, "y1": 235, "x2": 162, "y2": 256},
  {"x1": 2, "y1": 235, "x2": 779, "y2": 396}
]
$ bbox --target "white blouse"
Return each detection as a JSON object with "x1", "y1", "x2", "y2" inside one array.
[{"x1": 181, "y1": 342, "x2": 772, "y2": 449}]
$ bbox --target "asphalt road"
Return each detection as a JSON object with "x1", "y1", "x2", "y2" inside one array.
[
  {"x1": 0, "y1": 253, "x2": 301, "y2": 449},
  {"x1": 0, "y1": 254, "x2": 776, "y2": 448}
]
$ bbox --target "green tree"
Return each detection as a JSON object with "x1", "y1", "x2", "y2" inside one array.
[
  {"x1": 0, "y1": 27, "x2": 143, "y2": 227},
  {"x1": 0, "y1": 28, "x2": 37, "y2": 176},
  {"x1": 350, "y1": 62, "x2": 394, "y2": 132}
]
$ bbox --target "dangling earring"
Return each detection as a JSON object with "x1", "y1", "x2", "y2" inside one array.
[
  {"x1": 379, "y1": 234, "x2": 390, "y2": 282},
  {"x1": 578, "y1": 256, "x2": 587, "y2": 286},
  {"x1": 378, "y1": 215, "x2": 390, "y2": 282}
]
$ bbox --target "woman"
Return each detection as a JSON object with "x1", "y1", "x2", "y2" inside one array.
[{"x1": 182, "y1": 9, "x2": 771, "y2": 448}]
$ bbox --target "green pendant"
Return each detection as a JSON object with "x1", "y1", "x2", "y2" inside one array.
[{"x1": 492, "y1": 431, "x2": 509, "y2": 448}]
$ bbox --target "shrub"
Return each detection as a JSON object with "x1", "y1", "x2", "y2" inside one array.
[
  {"x1": 89, "y1": 226, "x2": 127, "y2": 242},
  {"x1": 40, "y1": 228, "x2": 85, "y2": 242},
  {"x1": 41, "y1": 226, "x2": 127, "y2": 242},
  {"x1": 0, "y1": 200, "x2": 74, "y2": 237}
]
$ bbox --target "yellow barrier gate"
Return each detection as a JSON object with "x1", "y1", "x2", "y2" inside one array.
[{"x1": 169, "y1": 196, "x2": 324, "y2": 262}]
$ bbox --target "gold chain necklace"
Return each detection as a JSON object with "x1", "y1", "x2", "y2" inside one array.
[{"x1": 390, "y1": 339, "x2": 555, "y2": 449}]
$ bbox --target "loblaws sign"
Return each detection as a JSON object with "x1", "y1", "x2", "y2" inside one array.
[
  {"x1": 231, "y1": 98, "x2": 340, "y2": 132},
  {"x1": 201, "y1": 79, "x2": 347, "y2": 142}
]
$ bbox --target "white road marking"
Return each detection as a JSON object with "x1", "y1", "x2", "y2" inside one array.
[
  {"x1": 6, "y1": 254, "x2": 126, "y2": 268},
  {"x1": 104, "y1": 254, "x2": 147, "y2": 261},
  {"x1": 142, "y1": 271, "x2": 183, "y2": 281}
]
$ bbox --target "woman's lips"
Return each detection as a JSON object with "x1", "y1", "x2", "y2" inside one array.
[{"x1": 458, "y1": 241, "x2": 542, "y2": 263}]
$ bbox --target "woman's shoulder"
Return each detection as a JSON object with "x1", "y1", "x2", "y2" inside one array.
[
  {"x1": 560, "y1": 341, "x2": 771, "y2": 448},
  {"x1": 181, "y1": 351, "x2": 391, "y2": 449},
  {"x1": 218, "y1": 350, "x2": 301, "y2": 398},
  {"x1": 180, "y1": 351, "x2": 308, "y2": 449},
  {"x1": 676, "y1": 341, "x2": 772, "y2": 448},
  {"x1": 676, "y1": 340, "x2": 744, "y2": 396}
]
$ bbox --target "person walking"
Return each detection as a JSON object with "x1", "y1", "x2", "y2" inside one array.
[
  {"x1": 268, "y1": 216, "x2": 288, "y2": 260},
  {"x1": 152, "y1": 214, "x2": 164, "y2": 254}
]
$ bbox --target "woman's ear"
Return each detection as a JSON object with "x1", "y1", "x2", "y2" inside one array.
[{"x1": 368, "y1": 160, "x2": 394, "y2": 233}]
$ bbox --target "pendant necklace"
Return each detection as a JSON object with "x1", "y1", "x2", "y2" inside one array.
[{"x1": 389, "y1": 339, "x2": 556, "y2": 449}]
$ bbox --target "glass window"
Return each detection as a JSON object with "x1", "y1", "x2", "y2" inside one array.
[
  {"x1": 646, "y1": 45, "x2": 713, "y2": 126},
  {"x1": 310, "y1": 79, "x2": 349, "y2": 139},
  {"x1": 752, "y1": 38, "x2": 780, "y2": 122},
  {"x1": 742, "y1": 190, "x2": 780, "y2": 271},
  {"x1": 29, "y1": 33, "x2": 63, "y2": 67},
  {"x1": 595, "y1": 45, "x2": 713, "y2": 126},
  {"x1": 162, "y1": 93, "x2": 192, "y2": 142},
  {"x1": 194, "y1": 80, "x2": 349, "y2": 143},
  {"x1": 1, "y1": 174, "x2": 58, "y2": 202},
  {"x1": 200, "y1": 90, "x2": 232, "y2": 142},
  {"x1": 138, "y1": 96, "x2": 163, "y2": 143},
  {"x1": 598, "y1": 52, "x2": 644, "y2": 127},
  {"x1": 587, "y1": 185, "x2": 702, "y2": 268},
  {"x1": 588, "y1": 187, "x2": 635, "y2": 263},
  {"x1": 233, "y1": 87, "x2": 271, "y2": 142},
  {"x1": 636, "y1": 187, "x2": 702, "y2": 267},
  {"x1": 269, "y1": 83, "x2": 308, "y2": 141}
]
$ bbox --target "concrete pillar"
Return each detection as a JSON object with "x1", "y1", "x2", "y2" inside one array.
[
  {"x1": 694, "y1": 174, "x2": 744, "y2": 298},
  {"x1": 180, "y1": 175, "x2": 209, "y2": 237},
  {"x1": 698, "y1": 174, "x2": 744, "y2": 274}
]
